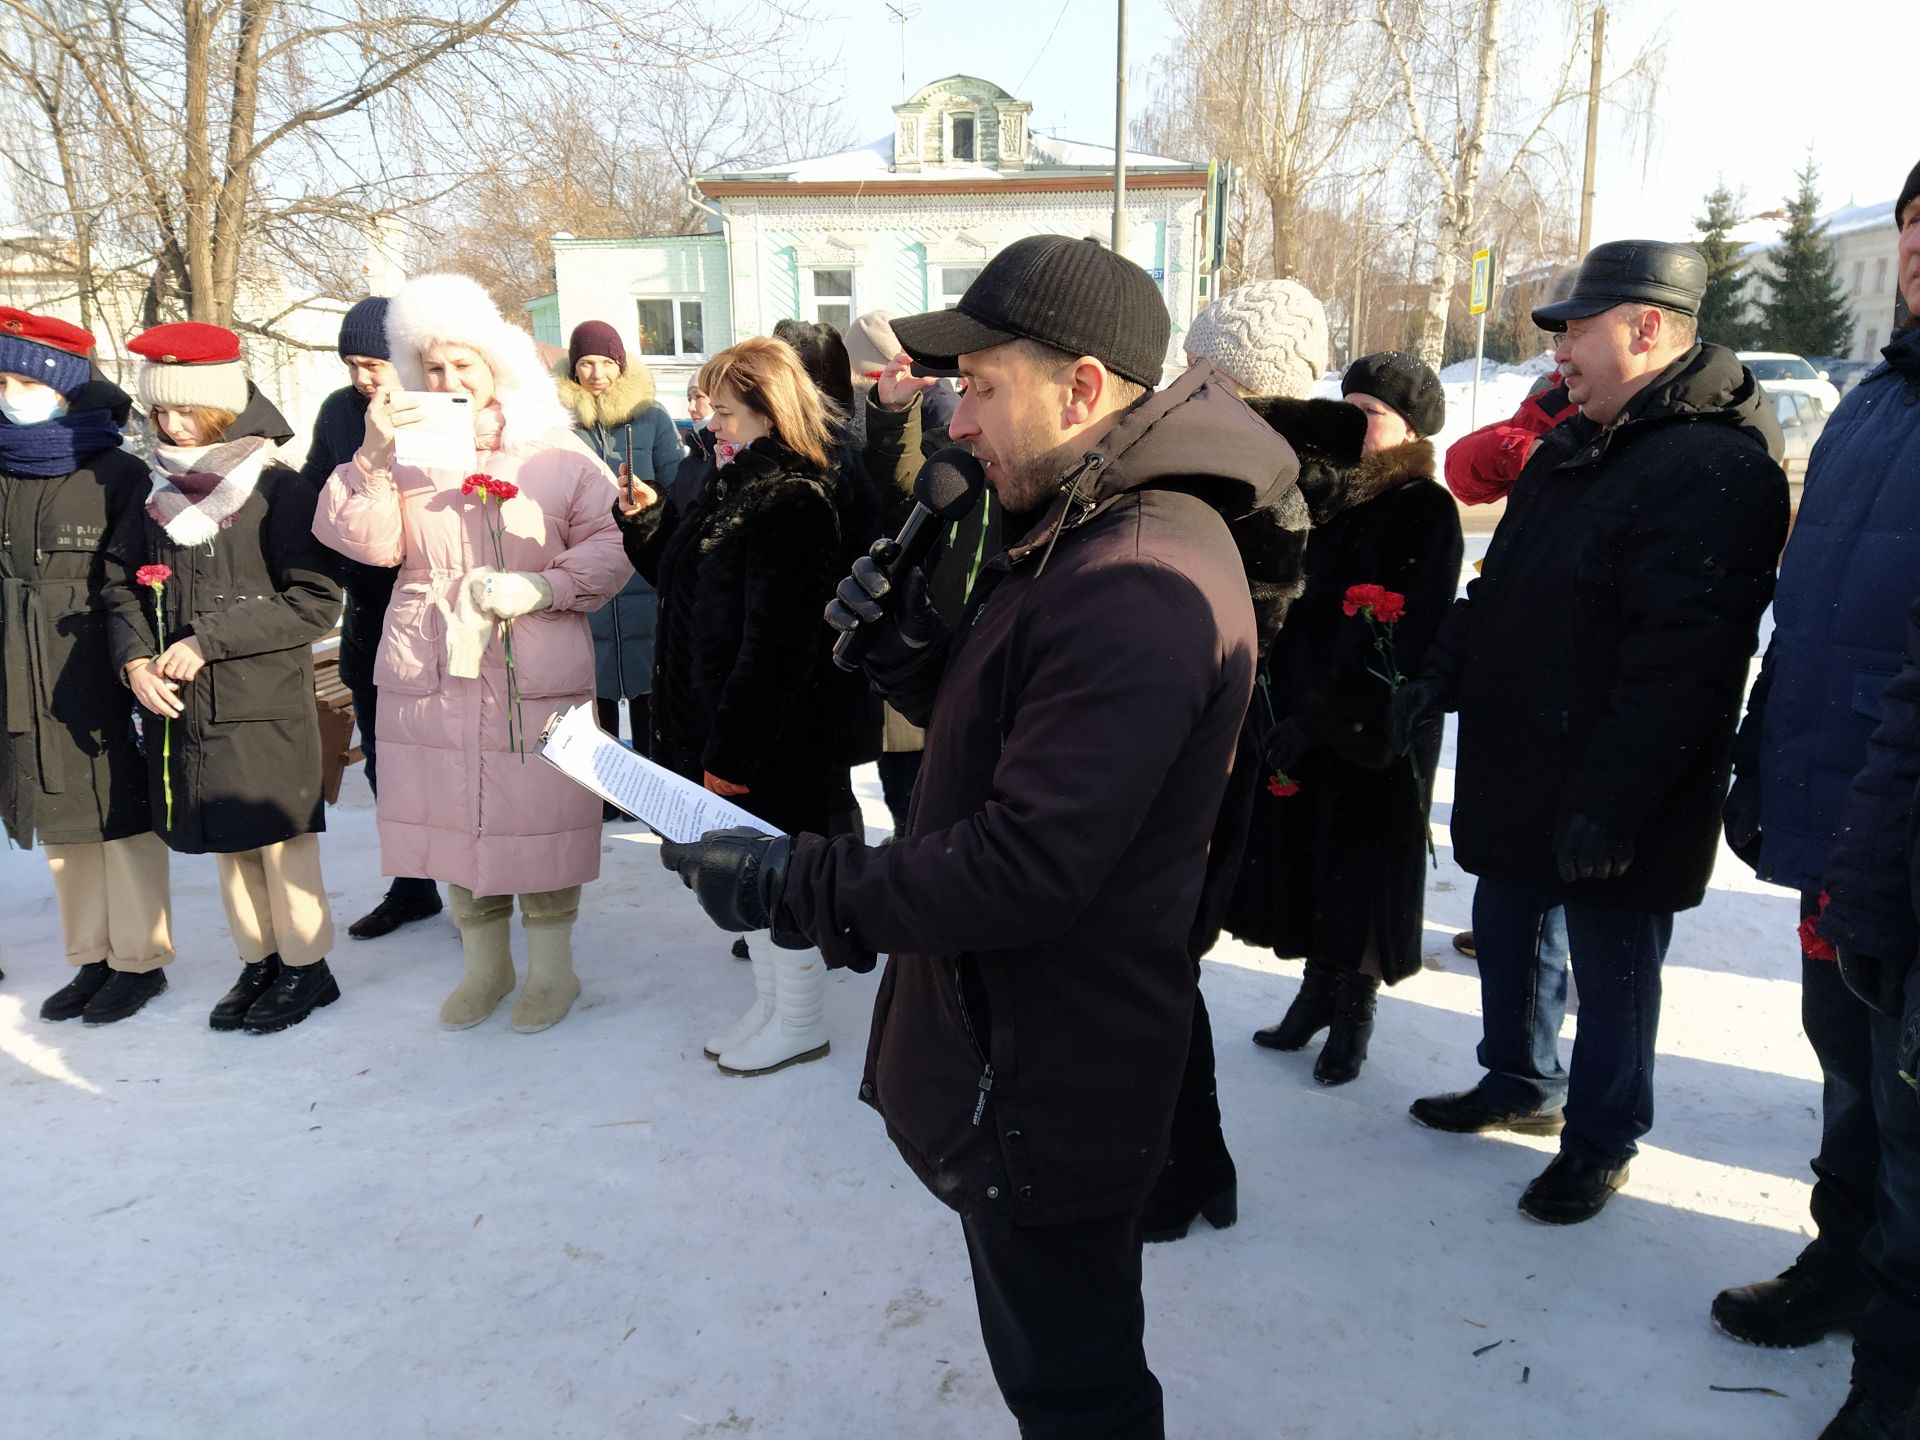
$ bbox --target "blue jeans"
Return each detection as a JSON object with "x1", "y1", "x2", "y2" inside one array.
[{"x1": 1470, "y1": 877, "x2": 1672, "y2": 1167}]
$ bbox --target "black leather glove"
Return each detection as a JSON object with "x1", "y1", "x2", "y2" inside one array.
[
  {"x1": 1836, "y1": 948, "x2": 1908, "y2": 1018},
  {"x1": 658, "y1": 827, "x2": 805, "y2": 946},
  {"x1": 824, "y1": 539, "x2": 947, "y2": 688},
  {"x1": 1723, "y1": 774, "x2": 1763, "y2": 870},
  {"x1": 1260, "y1": 717, "x2": 1312, "y2": 773},
  {"x1": 1387, "y1": 676, "x2": 1446, "y2": 756},
  {"x1": 1553, "y1": 812, "x2": 1635, "y2": 882}
]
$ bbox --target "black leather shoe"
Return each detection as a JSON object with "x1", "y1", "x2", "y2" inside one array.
[
  {"x1": 1451, "y1": 930, "x2": 1477, "y2": 959},
  {"x1": 1816, "y1": 1388, "x2": 1911, "y2": 1440},
  {"x1": 1712, "y1": 1249, "x2": 1872, "y2": 1348},
  {"x1": 1314, "y1": 971, "x2": 1379, "y2": 1086},
  {"x1": 40, "y1": 960, "x2": 111, "y2": 1021},
  {"x1": 81, "y1": 967, "x2": 169, "y2": 1025},
  {"x1": 210, "y1": 955, "x2": 284, "y2": 1031},
  {"x1": 346, "y1": 888, "x2": 443, "y2": 940},
  {"x1": 731, "y1": 937, "x2": 752, "y2": 961},
  {"x1": 1518, "y1": 1150, "x2": 1629, "y2": 1225},
  {"x1": 1410, "y1": 1086, "x2": 1565, "y2": 1135},
  {"x1": 1253, "y1": 958, "x2": 1339, "y2": 1051},
  {"x1": 242, "y1": 959, "x2": 340, "y2": 1033}
]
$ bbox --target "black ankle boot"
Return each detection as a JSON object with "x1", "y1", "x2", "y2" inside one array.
[
  {"x1": 242, "y1": 958, "x2": 340, "y2": 1033},
  {"x1": 1254, "y1": 958, "x2": 1339, "y2": 1051},
  {"x1": 40, "y1": 960, "x2": 111, "y2": 1021},
  {"x1": 1712, "y1": 1245, "x2": 1873, "y2": 1348},
  {"x1": 81, "y1": 967, "x2": 168, "y2": 1025},
  {"x1": 210, "y1": 955, "x2": 283, "y2": 1031},
  {"x1": 1314, "y1": 970, "x2": 1379, "y2": 1086}
]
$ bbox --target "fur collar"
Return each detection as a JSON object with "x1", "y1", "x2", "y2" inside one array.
[
  {"x1": 699, "y1": 435, "x2": 833, "y2": 552},
  {"x1": 1243, "y1": 395, "x2": 1433, "y2": 522},
  {"x1": 555, "y1": 363, "x2": 658, "y2": 431}
]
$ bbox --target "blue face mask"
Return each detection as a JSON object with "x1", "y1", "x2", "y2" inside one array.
[{"x1": 0, "y1": 387, "x2": 70, "y2": 426}]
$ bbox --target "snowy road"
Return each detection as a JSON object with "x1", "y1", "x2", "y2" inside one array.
[{"x1": 1, "y1": 652, "x2": 1847, "y2": 1439}]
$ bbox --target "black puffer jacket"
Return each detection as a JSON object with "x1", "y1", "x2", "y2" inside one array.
[
  {"x1": 103, "y1": 388, "x2": 344, "y2": 854},
  {"x1": 779, "y1": 365, "x2": 1301, "y2": 1225},
  {"x1": 1440, "y1": 343, "x2": 1789, "y2": 912},
  {"x1": 616, "y1": 434, "x2": 842, "y2": 836},
  {"x1": 0, "y1": 378, "x2": 152, "y2": 847},
  {"x1": 1225, "y1": 399, "x2": 1463, "y2": 982}
]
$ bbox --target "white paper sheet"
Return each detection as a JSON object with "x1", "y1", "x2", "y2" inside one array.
[{"x1": 537, "y1": 703, "x2": 780, "y2": 842}]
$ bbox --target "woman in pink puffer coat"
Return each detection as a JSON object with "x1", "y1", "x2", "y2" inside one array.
[{"x1": 313, "y1": 274, "x2": 640, "y2": 1033}]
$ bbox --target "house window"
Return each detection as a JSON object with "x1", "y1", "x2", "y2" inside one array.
[
  {"x1": 1875, "y1": 257, "x2": 1889, "y2": 292},
  {"x1": 950, "y1": 114, "x2": 976, "y2": 163},
  {"x1": 1853, "y1": 260, "x2": 1866, "y2": 292},
  {"x1": 808, "y1": 268, "x2": 854, "y2": 331},
  {"x1": 635, "y1": 298, "x2": 705, "y2": 358},
  {"x1": 939, "y1": 266, "x2": 982, "y2": 310}
]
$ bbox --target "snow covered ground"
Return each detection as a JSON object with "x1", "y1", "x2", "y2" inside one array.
[{"x1": 2, "y1": 551, "x2": 1849, "y2": 1439}]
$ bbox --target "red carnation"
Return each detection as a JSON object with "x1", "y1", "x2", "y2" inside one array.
[
  {"x1": 135, "y1": 564, "x2": 172, "y2": 589},
  {"x1": 485, "y1": 478, "x2": 519, "y2": 502},
  {"x1": 1800, "y1": 891, "x2": 1838, "y2": 963},
  {"x1": 1267, "y1": 773, "x2": 1301, "y2": 798},
  {"x1": 461, "y1": 473, "x2": 487, "y2": 496},
  {"x1": 1343, "y1": 583, "x2": 1406, "y2": 624}
]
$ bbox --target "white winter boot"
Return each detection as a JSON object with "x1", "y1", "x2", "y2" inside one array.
[
  {"x1": 704, "y1": 942, "x2": 775, "y2": 1059},
  {"x1": 512, "y1": 886, "x2": 582, "y2": 1033},
  {"x1": 442, "y1": 886, "x2": 515, "y2": 1031},
  {"x1": 715, "y1": 946, "x2": 829, "y2": 1076}
]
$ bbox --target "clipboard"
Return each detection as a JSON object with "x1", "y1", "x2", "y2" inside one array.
[{"x1": 536, "y1": 704, "x2": 780, "y2": 843}]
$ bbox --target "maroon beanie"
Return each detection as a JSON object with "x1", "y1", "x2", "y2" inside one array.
[{"x1": 568, "y1": 320, "x2": 626, "y2": 372}]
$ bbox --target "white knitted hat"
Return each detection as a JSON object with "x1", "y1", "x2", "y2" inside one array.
[
  {"x1": 384, "y1": 273, "x2": 569, "y2": 450},
  {"x1": 1184, "y1": 280, "x2": 1329, "y2": 399}
]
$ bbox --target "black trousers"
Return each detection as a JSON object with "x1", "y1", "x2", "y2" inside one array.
[
  {"x1": 960, "y1": 1209, "x2": 1164, "y2": 1440},
  {"x1": 1802, "y1": 948, "x2": 1880, "y2": 1272},
  {"x1": 342, "y1": 592, "x2": 435, "y2": 903}
]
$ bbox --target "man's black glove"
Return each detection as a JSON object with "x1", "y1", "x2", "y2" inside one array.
[
  {"x1": 1836, "y1": 947, "x2": 1909, "y2": 1018},
  {"x1": 1260, "y1": 717, "x2": 1312, "y2": 773},
  {"x1": 1723, "y1": 774, "x2": 1763, "y2": 870},
  {"x1": 824, "y1": 539, "x2": 946, "y2": 689},
  {"x1": 658, "y1": 827, "x2": 806, "y2": 947},
  {"x1": 1553, "y1": 812, "x2": 1635, "y2": 882},
  {"x1": 1387, "y1": 676, "x2": 1446, "y2": 756}
]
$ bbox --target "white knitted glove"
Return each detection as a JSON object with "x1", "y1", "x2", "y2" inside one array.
[
  {"x1": 438, "y1": 575, "x2": 494, "y2": 679},
  {"x1": 469, "y1": 569, "x2": 553, "y2": 620}
]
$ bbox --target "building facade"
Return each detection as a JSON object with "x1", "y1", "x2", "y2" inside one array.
[{"x1": 530, "y1": 75, "x2": 1216, "y2": 421}]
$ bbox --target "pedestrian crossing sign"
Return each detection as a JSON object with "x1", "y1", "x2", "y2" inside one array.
[{"x1": 1469, "y1": 248, "x2": 1494, "y2": 316}]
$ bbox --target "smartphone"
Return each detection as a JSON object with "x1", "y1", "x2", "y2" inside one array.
[
  {"x1": 392, "y1": 390, "x2": 476, "y2": 471},
  {"x1": 909, "y1": 361, "x2": 959, "y2": 379}
]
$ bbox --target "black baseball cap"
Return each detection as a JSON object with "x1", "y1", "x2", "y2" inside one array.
[
  {"x1": 1531, "y1": 240, "x2": 1709, "y2": 332},
  {"x1": 891, "y1": 234, "x2": 1172, "y2": 388}
]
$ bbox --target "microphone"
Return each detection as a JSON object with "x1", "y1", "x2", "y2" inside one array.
[{"x1": 832, "y1": 446, "x2": 985, "y2": 673}]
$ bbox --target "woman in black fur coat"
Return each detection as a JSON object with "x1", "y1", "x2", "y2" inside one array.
[
  {"x1": 616, "y1": 335, "x2": 843, "y2": 1076},
  {"x1": 1226, "y1": 354, "x2": 1463, "y2": 1085}
]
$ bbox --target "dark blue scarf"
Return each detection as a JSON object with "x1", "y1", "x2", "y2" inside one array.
[{"x1": 0, "y1": 409, "x2": 128, "y2": 477}]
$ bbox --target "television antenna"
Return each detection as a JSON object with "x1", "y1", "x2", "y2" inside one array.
[{"x1": 884, "y1": 2, "x2": 919, "y2": 102}]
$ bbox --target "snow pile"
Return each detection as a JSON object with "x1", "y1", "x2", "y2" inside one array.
[{"x1": 1, "y1": 586, "x2": 1843, "y2": 1438}]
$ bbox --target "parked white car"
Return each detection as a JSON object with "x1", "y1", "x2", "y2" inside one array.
[
  {"x1": 1740, "y1": 352, "x2": 1843, "y2": 414},
  {"x1": 1772, "y1": 390, "x2": 1829, "y2": 488}
]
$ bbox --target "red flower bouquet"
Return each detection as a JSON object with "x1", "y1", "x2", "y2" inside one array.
[
  {"x1": 464, "y1": 473, "x2": 528, "y2": 757},
  {"x1": 1345, "y1": 582, "x2": 1435, "y2": 866}
]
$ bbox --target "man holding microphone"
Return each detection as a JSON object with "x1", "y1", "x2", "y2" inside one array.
[{"x1": 660, "y1": 236, "x2": 1299, "y2": 1438}]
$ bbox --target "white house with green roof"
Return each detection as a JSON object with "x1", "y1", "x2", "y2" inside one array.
[{"x1": 527, "y1": 75, "x2": 1221, "y2": 422}]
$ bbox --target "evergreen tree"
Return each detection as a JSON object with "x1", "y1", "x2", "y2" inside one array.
[
  {"x1": 1694, "y1": 183, "x2": 1756, "y2": 350},
  {"x1": 1755, "y1": 161, "x2": 1853, "y2": 357}
]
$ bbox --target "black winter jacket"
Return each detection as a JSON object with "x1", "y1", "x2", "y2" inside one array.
[
  {"x1": 0, "y1": 378, "x2": 153, "y2": 847},
  {"x1": 1226, "y1": 400, "x2": 1463, "y2": 981},
  {"x1": 1439, "y1": 343, "x2": 1789, "y2": 912},
  {"x1": 300, "y1": 384, "x2": 395, "y2": 691},
  {"x1": 103, "y1": 389, "x2": 344, "y2": 854},
  {"x1": 616, "y1": 435, "x2": 843, "y2": 836},
  {"x1": 779, "y1": 365, "x2": 1300, "y2": 1225}
]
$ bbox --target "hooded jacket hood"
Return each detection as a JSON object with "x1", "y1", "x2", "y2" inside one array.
[
  {"x1": 224, "y1": 382, "x2": 294, "y2": 447},
  {"x1": 555, "y1": 361, "x2": 658, "y2": 431}
]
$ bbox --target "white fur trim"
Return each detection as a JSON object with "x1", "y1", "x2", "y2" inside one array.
[{"x1": 384, "y1": 273, "x2": 571, "y2": 454}]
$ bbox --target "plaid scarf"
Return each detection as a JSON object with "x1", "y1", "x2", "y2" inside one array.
[{"x1": 145, "y1": 436, "x2": 272, "y2": 546}]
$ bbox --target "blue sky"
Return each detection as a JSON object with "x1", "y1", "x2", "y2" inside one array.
[{"x1": 798, "y1": 0, "x2": 1918, "y2": 241}]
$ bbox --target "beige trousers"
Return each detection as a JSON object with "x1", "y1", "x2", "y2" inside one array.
[
  {"x1": 216, "y1": 833, "x2": 337, "y2": 968},
  {"x1": 44, "y1": 831, "x2": 175, "y2": 973}
]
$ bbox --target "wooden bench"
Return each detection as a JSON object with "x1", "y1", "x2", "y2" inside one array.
[{"x1": 312, "y1": 627, "x2": 362, "y2": 805}]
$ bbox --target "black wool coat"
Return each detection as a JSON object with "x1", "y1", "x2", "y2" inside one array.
[
  {"x1": 300, "y1": 384, "x2": 394, "y2": 692},
  {"x1": 1224, "y1": 399, "x2": 1463, "y2": 982},
  {"x1": 103, "y1": 390, "x2": 344, "y2": 854},
  {"x1": 1441, "y1": 343, "x2": 1789, "y2": 912},
  {"x1": 0, "y1": 379, "x2": 153, "y2": 847},
  {"x1": 616, "y1": 434, "x2": 843, "y2": 836},
  {"x1": 780, "y1": 366, "x2": 1300, "y2": 1225}
]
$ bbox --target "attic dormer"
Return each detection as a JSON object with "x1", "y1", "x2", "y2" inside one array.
[{"x1": 891, "y1": 76, "x2": 1032, "y2": 174}]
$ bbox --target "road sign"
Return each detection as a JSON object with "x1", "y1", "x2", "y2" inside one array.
[{"x1": 1469, "y1": 247, "x2": 1495, "y2": 316}]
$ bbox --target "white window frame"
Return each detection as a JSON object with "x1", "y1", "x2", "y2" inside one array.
[
  {"x1": 936, "y1": 264, "x2": 983, "y2": 310},
  {"x1": 945, "y1": 110, "x2": 979, "y2": 164},
  {"x1": 805, "y1": 267, "x2": 857, "y2": 330},
  {"x1": 633, "y1": 296, "x2": 707, "y2": 361}
]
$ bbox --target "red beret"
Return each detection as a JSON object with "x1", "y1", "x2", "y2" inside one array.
[
  {"x1": 127, "y1": 321, "x2": 242, "y2": 366},
  {"x1": 0, "y1": 306, "x2": 95, "y2": 357}
]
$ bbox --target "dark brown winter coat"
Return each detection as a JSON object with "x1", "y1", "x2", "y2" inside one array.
[
  {"x1": 102, "y1": 389, "x2": 343, "y2": 854},
  {"x1": 1224, "y1": 398, "x2": 1463, "y2": 983},
  {"x1": 0, "y1": 379, "x2": 153, "y2": 847},
  {"x1": 780, "y1": 364, "x2": 1302, "y2": 1225}
]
